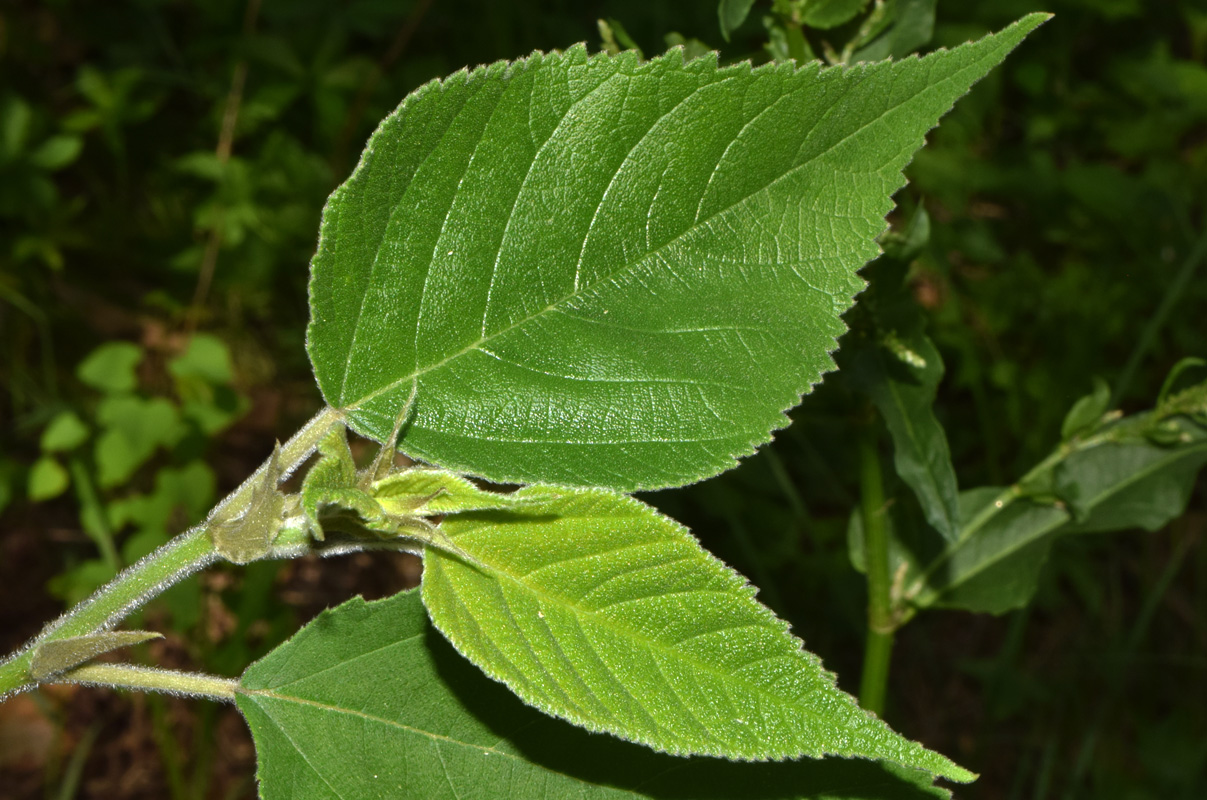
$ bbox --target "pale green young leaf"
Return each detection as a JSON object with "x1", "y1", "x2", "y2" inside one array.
[
  {"x1": 420, "y1": 487, "x2": 971, "y2": 780},
  {"x1": 374, "y1": 467, "x2": 559, "y2": 515},
  {"x1": 300, "y1": 426, "x2": 358, "y2": 535},
  {"x1": 167, "y1": 333, "x2": 235, "y2": 384},
  {"x1": 93, "y1": 395, "x2": 184, "y2": 488},
  {"x1": 307, "y1": 16, "x2": 1048, "y2": 492},
  {"x1": 238, "y1": 589, "x2": 953, "y2": 800}
]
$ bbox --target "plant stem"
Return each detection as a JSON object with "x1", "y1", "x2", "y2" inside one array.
[
  {"x1": 0, "y1": 407, "x2": 343, "y2": 701},
  {"x1": 858, "y1": 420, "x2": 895, "y2": 716},
  {"x1": 58, "y1": 663, "x2": 238, "y2": 702}
]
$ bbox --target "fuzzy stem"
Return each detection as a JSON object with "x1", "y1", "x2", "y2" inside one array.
[
  {"x1": 858, "y1": 421, "x2": 895, "y2": 716},
  {"x1": 0, "y1": 407, "x2": 342, "y2": 701},
  {"x1": 59, "y1": 663, "x2": 238, "y2": 702}
]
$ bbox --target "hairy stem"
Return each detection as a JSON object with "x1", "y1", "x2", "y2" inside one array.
[
  {"x1": 0, "y1": 407, "x2": 343, "y2": 701},
  {"x1": 58, "y1": 663, "x2": 238, "y2": 702},
  {"x1": 858, "y1": 420, "x2": 895, "y2": 716}
]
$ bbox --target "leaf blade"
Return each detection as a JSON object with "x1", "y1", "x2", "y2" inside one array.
[
  {"x1": 238, "y1": 589, "x2": 954, "y2": 800},
  {"x1": 420, "y1": 487, "x2": 971, "y2": 780},
  {"x1": 307, "y1": 16, "x2": 1049, "y2": 491}
]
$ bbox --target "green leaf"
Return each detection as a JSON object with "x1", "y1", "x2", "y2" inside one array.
[
  {"x1": 911, "y1": 415, "x2": 1207, "y2": 613},
  {"x1": 300, "y1": 426, "x2": 360, "y2": 537},
  {"x1": 28, "y1": 456, "x2": 70, "y2": 501},
  {"x1": 718, "y1": 0, "x2": 757, "y2": 40},
  {"x1": 168, "y1": 333, "x2": 235, "y2": 384},
  {"x1": 40, "y1": 410, "x2": 90, "y2": 453},
  {"x1": 852, "y1": 0, "x2": 938, "y2": 62},
  {"x1": 30, "y1": 631, "x2": 163, "y2": 680},
  {"x1": 850, "y1": 331, "x2": 960, "y2": 542},
  {"x1": 211, "y1": 444, "x2": 286, "y2": 564},
  {"x1": 909, "y1": 487, "x2": 1065, "y2": 614},
  {"x1": 77, "y1": 342, "x2": 142, "y2": 394},
  {"x1": 374, "y1": 468, "x2": 559, "y2": 516},
  {"x1": 764, "y1": 16, "x2": 817, "y2": 64},
  {"x1": 238, "y1": 589, "x2": 953, "y2": 799},
  {"x1": 1060, "y1": 377, "x2": 1111, "y2": 441},
  {"x1": 1057, "y1": 416, "x2": 1207, "y2": 532},
  {"x1": 93, "y1": 396, "x2": 184, "y2": 488},
  {"x1": 420, "y1": 487, "x2": 970, "y2": 779},
  {"x1": 0, "y1": 94, "x2": 32, "y2": 158},
  {"x1": 29, "y1": 134, "x2": 83, "y2": 171},
  {"x1": 307, "y1": 16, "x2": 1049, "y2": 492},
  {"x1": 802, "y1": 0, "x2": 868, "y2": 30}
]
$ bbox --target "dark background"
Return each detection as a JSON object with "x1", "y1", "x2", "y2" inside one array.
[{"x1": 1, "y1": 1, "x2": 1204, "y2": 797}]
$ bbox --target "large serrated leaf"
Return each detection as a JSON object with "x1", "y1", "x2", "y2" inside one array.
[
  {"x1": 238, "y1": 589, "x2": 952, "y2": 800},
  {"x1": 420, "y1": 487, "x2": 971, "y2": 780},
  {"x1": 307, "y1": 16, "x2": 1048, "y2": 491}
]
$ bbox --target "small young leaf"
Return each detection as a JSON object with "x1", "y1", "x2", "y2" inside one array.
[
  {"x1": 167, "y1": 333, "x2": 235, "y2": 384},
  {"x1": 1060, "y1": 377, "x2": 1111, "y2": 441},
  {"x1": 30, "y1": 631, "x2": 163, "y2": 681},
  {"x1": 93, "y1": 395, "x2": 185, "y2": 488},
  {"x1": 373, "y1": 468, "x2": 558, "y2": 516},
  {"x1": 1156, "y1": 356, "x2": 1207, "y2": 407},
  {"x1": 210, "y1": 445, "x2": 286, "y2": 563},
  {"x1": 421, "y1": 487, "x2": 971, "y2": 779},
  {"x1": 300, "y1": 426, "x2": 358, "y2": 536},
  {"x1": 307, "y1": 16, "x2": 1049, "y2": 492},
  {"x1": 238, "y1": 589, "x2": 954, "y2": 800}
]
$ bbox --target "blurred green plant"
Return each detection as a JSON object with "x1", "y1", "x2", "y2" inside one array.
[{"x1": 30, "y1": 334, "x2": 245, "y2": 609}]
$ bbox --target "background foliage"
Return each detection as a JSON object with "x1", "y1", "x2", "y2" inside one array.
[{"x1": 0, "y1": 1, "x2": 1204, "y2": 798}]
